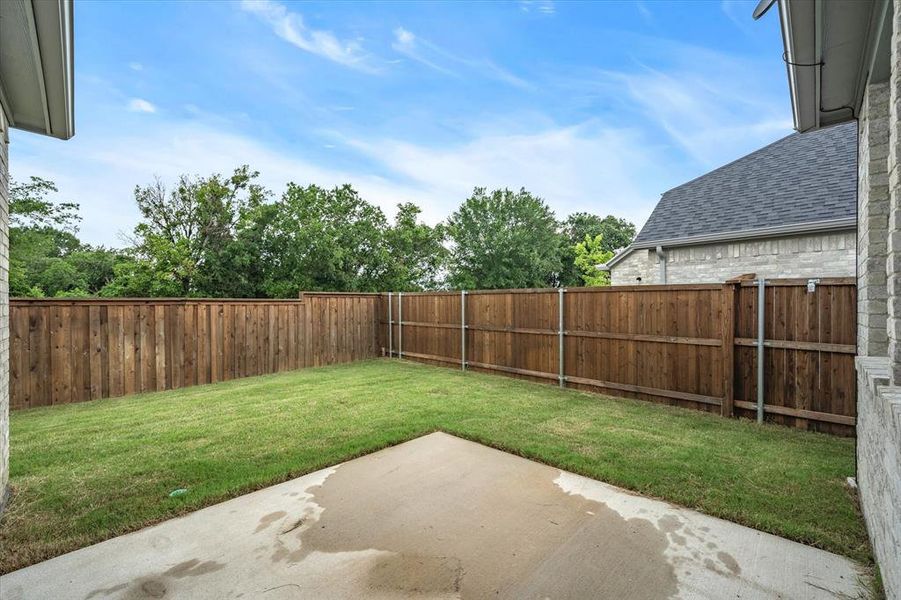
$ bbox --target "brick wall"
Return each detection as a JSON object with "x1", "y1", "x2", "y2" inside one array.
[
  {"x1": 0, "y1": 107, "x2": 9, "y2": 510},
  {"x1": 609, "y1": 230, "x2": 855, "y2": 285},
  {"x1": 858, "y1": 83, "x2": 890, "y2": 357},
  {"x1": 856, "y1": 358, "x2": 901, "y2": 598},
  {"x1": 854, "y1": 9, "x2": 901, "y2": 597}
]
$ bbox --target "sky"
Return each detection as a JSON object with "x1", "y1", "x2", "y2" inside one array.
[{"x1": 10, "y1": 0, "x2": 792, "y2": 248}]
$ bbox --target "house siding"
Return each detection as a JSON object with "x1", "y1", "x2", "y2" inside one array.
[{"x1": 610, "y1": 230, "x2": 855, "y2": 285}]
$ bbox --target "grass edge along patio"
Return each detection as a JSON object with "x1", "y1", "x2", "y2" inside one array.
[{"x1": 1, "y1": 359, "x2": 871, "y2": 584}]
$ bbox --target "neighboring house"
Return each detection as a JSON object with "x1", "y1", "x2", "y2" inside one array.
[
  {"x1": 765, "y1": 0, "x2": 900, "y2": 597},
  {"x1": 0, "y1": 0, "x2": 75, "y2": 510},
  {"x1": 605, "y1": 122, "x2": 857, "y2": 285}
]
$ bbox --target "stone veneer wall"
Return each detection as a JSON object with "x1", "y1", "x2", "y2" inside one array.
[
  {"x1": 0, "y1": 107, "x2": 9, "y2": 511},
  {"x1": 856, "y1": 358, "x2": 901, "y2": 598},
  {"x1": 609, "y1": 230, "x2": 855, "y2": 286},
  {"x1": 858, "y1": 82, "x2": 891, "y2": 357},
  {"x1": 856, "y1": 7, "x2": 901, "y2": 596}
]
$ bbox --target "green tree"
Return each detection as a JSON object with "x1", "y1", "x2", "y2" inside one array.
[
  {"x1": 445, "y1": 188, "x2": 562, "y2": 289},
  {"x1": 559, "y1": 213, "x2": 635, "y2": 286},
  {"x1": 37, "y1": 260, "x2": 87, "y2": 296},
  {"x1": 110, "y1": 166, "x2": 267, "y2": 297},
  {"x1": 383, "y1": 203, "x2": 446, "y2": 291},
  {"x1": 7, "y1": 176, "x2": 122, "y2": 297},
  {"x1": 573, "y1": 234, "x2": 614, "y2": 286},
  {"x1": 10, "y1": 177, "x2": 80, "y2": 230},
  {"x1": 259, "y1": 184, "x2": 391, "y2": 296}
]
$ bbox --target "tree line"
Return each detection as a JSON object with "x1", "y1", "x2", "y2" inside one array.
[{"x1": 10, "y1": 166, "x2": 635, "y2": 298}]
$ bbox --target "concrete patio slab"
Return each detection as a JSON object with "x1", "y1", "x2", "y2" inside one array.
[{"x1": 1, "y1": 432, "x2": 867, "y2": 599}]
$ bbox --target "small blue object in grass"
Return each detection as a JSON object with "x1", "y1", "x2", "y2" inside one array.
[{"x1": 168, "y1": 488, "x2": 189, "y2": 498}]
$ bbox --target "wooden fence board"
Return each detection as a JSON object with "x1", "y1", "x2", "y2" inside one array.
[
  {"x1": 11, "y1": 295, "x2": 381, "y2": 409},
  {"x1": 382, "y1": 279, "x2": 856, "y2": 434},
  {"x1": 11, "y1": 282, "x2": 856, "y2": 435}
]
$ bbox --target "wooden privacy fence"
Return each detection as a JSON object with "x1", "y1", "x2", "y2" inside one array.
[
  {"x1": 10, "y1": 293, "x2": 381, "y2": 409},
  {"x1": 11, "y1": 280, "x2": 857, "y2": 435},
  {"x1": 379, "y1": 278, "x2": 857, "y2": 435}
]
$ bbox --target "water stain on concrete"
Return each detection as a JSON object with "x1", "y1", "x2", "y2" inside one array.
[
  {"x1": 83, "y1": 560, "x2": 224, "y2": 600},
  {"x1": 717, "y1": 551, "x2": 741, "y2": 575},
  {"x1": 255, "y1": 510, "x2": 287, "y2": 533},
  {"x1": 657, "y1": 515, "x2": 682, "y2": 533},
  {"x1": 290, "y1": 439, "x2": 679, "y2": 599},
  {"x1": 366, "y1": 554, "x2": 464, "y2": 595},
  {"x1": 123, "y1": 578, "x2": 166, "y2": 600},
  {"x1": 84, "y1": 583, "x2": 128, "y2": 599},
  {"x1": 163, "y1": 558, "x2": 225, "y2": 578}
]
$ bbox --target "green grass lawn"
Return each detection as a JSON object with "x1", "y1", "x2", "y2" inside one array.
[{"x1": 0, "y1": 358, "x2": 869, "y2": 575}]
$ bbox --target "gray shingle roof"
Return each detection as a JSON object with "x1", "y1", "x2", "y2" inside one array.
[{"x1": 633, "y1": 121, "x2": 857, "y2": 246}]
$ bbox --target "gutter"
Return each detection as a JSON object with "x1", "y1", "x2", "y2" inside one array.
[
  {"x1": 656, "y1": 246, "x2": 667, "y2": 284},
  {"x1": 604, "y1": 216, "x2": 856, "y2": 269},
  {"x1": 779, "y1": 0, "x2": 804, "y2": 131}
]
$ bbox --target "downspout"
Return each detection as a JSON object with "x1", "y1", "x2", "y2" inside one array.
[{"x1": 655, "y1": 245, "x2": 667, "y2": 284}]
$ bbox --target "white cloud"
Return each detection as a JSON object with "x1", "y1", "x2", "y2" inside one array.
[
  {"x1": 611, "y1": 64, "x2": 791, "y2": 166},
  {"x1": 547, "y1": 38, "x2": 793, "y2": 169},
  {"x1": 127, "y1": 98, "x2": 157, "y2": 113},
  {"x1": 128, "y1": 62, "x2": 143, "y2": 71},
  {"x1": 343, "y1": 120, "x2": 668, "y2": 229},
  {"x1": 519, "y1": 1, "x2": 556, "y2": 15},
  {"x1": 9, "y1": 112, "x2": 670, "y2": 247},
  {"x1": 392, "y1": 27, "x2": 456, "y2": 76},
  {"x1": 635, "y1": 1, "x2": 653, "y2": 23},
  {"x1": 240, "y1": 0, "x2": 379, "y2": 73},
  {"x1": 392, "y1": 27, "x2": 531, "y2": 89},
  {"x1": 721, "y1": 0, "x2": 756, "y2": 34}
]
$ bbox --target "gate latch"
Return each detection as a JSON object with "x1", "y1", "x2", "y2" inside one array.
[{"x1": 807, "y1": 278, "x2": 820, "y2": 293}]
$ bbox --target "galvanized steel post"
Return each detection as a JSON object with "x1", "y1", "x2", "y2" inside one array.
[
  {"x1": 398, "y1": 292, "x2": 403, "y2": 359},
  {"x1": 558, "y1": 288, "x2": 565, "y2": 388},
  {"x1": 461, "y1": 290, "x2": 467, "y2": 371},
  {"x1": 387, "y1": 292, "x2": 393, "y2": 357},
  {"x1": 757, "y1": 278, "x2": 765, "y2": 424}
]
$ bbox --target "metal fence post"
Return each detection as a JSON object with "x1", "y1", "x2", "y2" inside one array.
[
  {"x1": 387, "y1": 292, "x2": 393, "y2": 358},
  {"x1": 558, "y1": 288, "x2": 565, "y2": 388},
  {"x1": 461, "y1": 290, "x2": 467, "y2": 371},
  {"x1": 398, "y1": 292, "x2": 403, "y2": 359},
  {"x1": 757, "y1": 278, "x2": 765, "y2": 424}
]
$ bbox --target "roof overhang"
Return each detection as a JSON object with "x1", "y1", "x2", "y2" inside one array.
[
  {"x1": 605, "y1": 216, "x2": 856, "y2": 269},
  {"x1": 770, "y1": 0, "x2": 891, "y2": 132},
  {"x1": 0, "y1": 0, "x2": 75, "y2": 139}
]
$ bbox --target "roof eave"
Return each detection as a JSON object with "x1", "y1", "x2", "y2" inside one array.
[
  {"x1": 0, "y1": 0, "x2": 75, "y2": 140},
  {"x1": 778, "y1": 0, "x2": 890, "y2": 132}
]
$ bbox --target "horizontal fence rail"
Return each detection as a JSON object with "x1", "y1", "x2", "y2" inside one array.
[
  {"x1": 379, "y1": 278, "x2": 857, "y2": 435},
  {"x1": 10, "y1": 294, "x2": 380, "y2": 409}
]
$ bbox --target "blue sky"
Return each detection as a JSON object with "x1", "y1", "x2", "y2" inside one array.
[{"x1": 10, "y1": 0, "x2": 792, "y2": 248}]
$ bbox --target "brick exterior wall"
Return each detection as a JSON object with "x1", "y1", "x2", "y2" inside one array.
[
  {"x1": 856, "y1": 37, "x2": 901, "y2": 596},
  {"x1": 856, "y1": 358, "x2": 901, "y2": 599},
  {"x1": 891, "y1": 4, "x2": 901, "y2": 388},
  {"x1": 609, "y1": 230, "x2": 855, "y2": 286},
  {"x1": 858, "y1": 83, "x2": 890, "y2": 357},
  {"x1": 0, "y1": 107, "x2": 9, "y2": 511}
]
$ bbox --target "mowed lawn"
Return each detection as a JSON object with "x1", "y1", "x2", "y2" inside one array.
[{"x1": 1, "y1": 359, "x2": 868, "y2": 574}]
